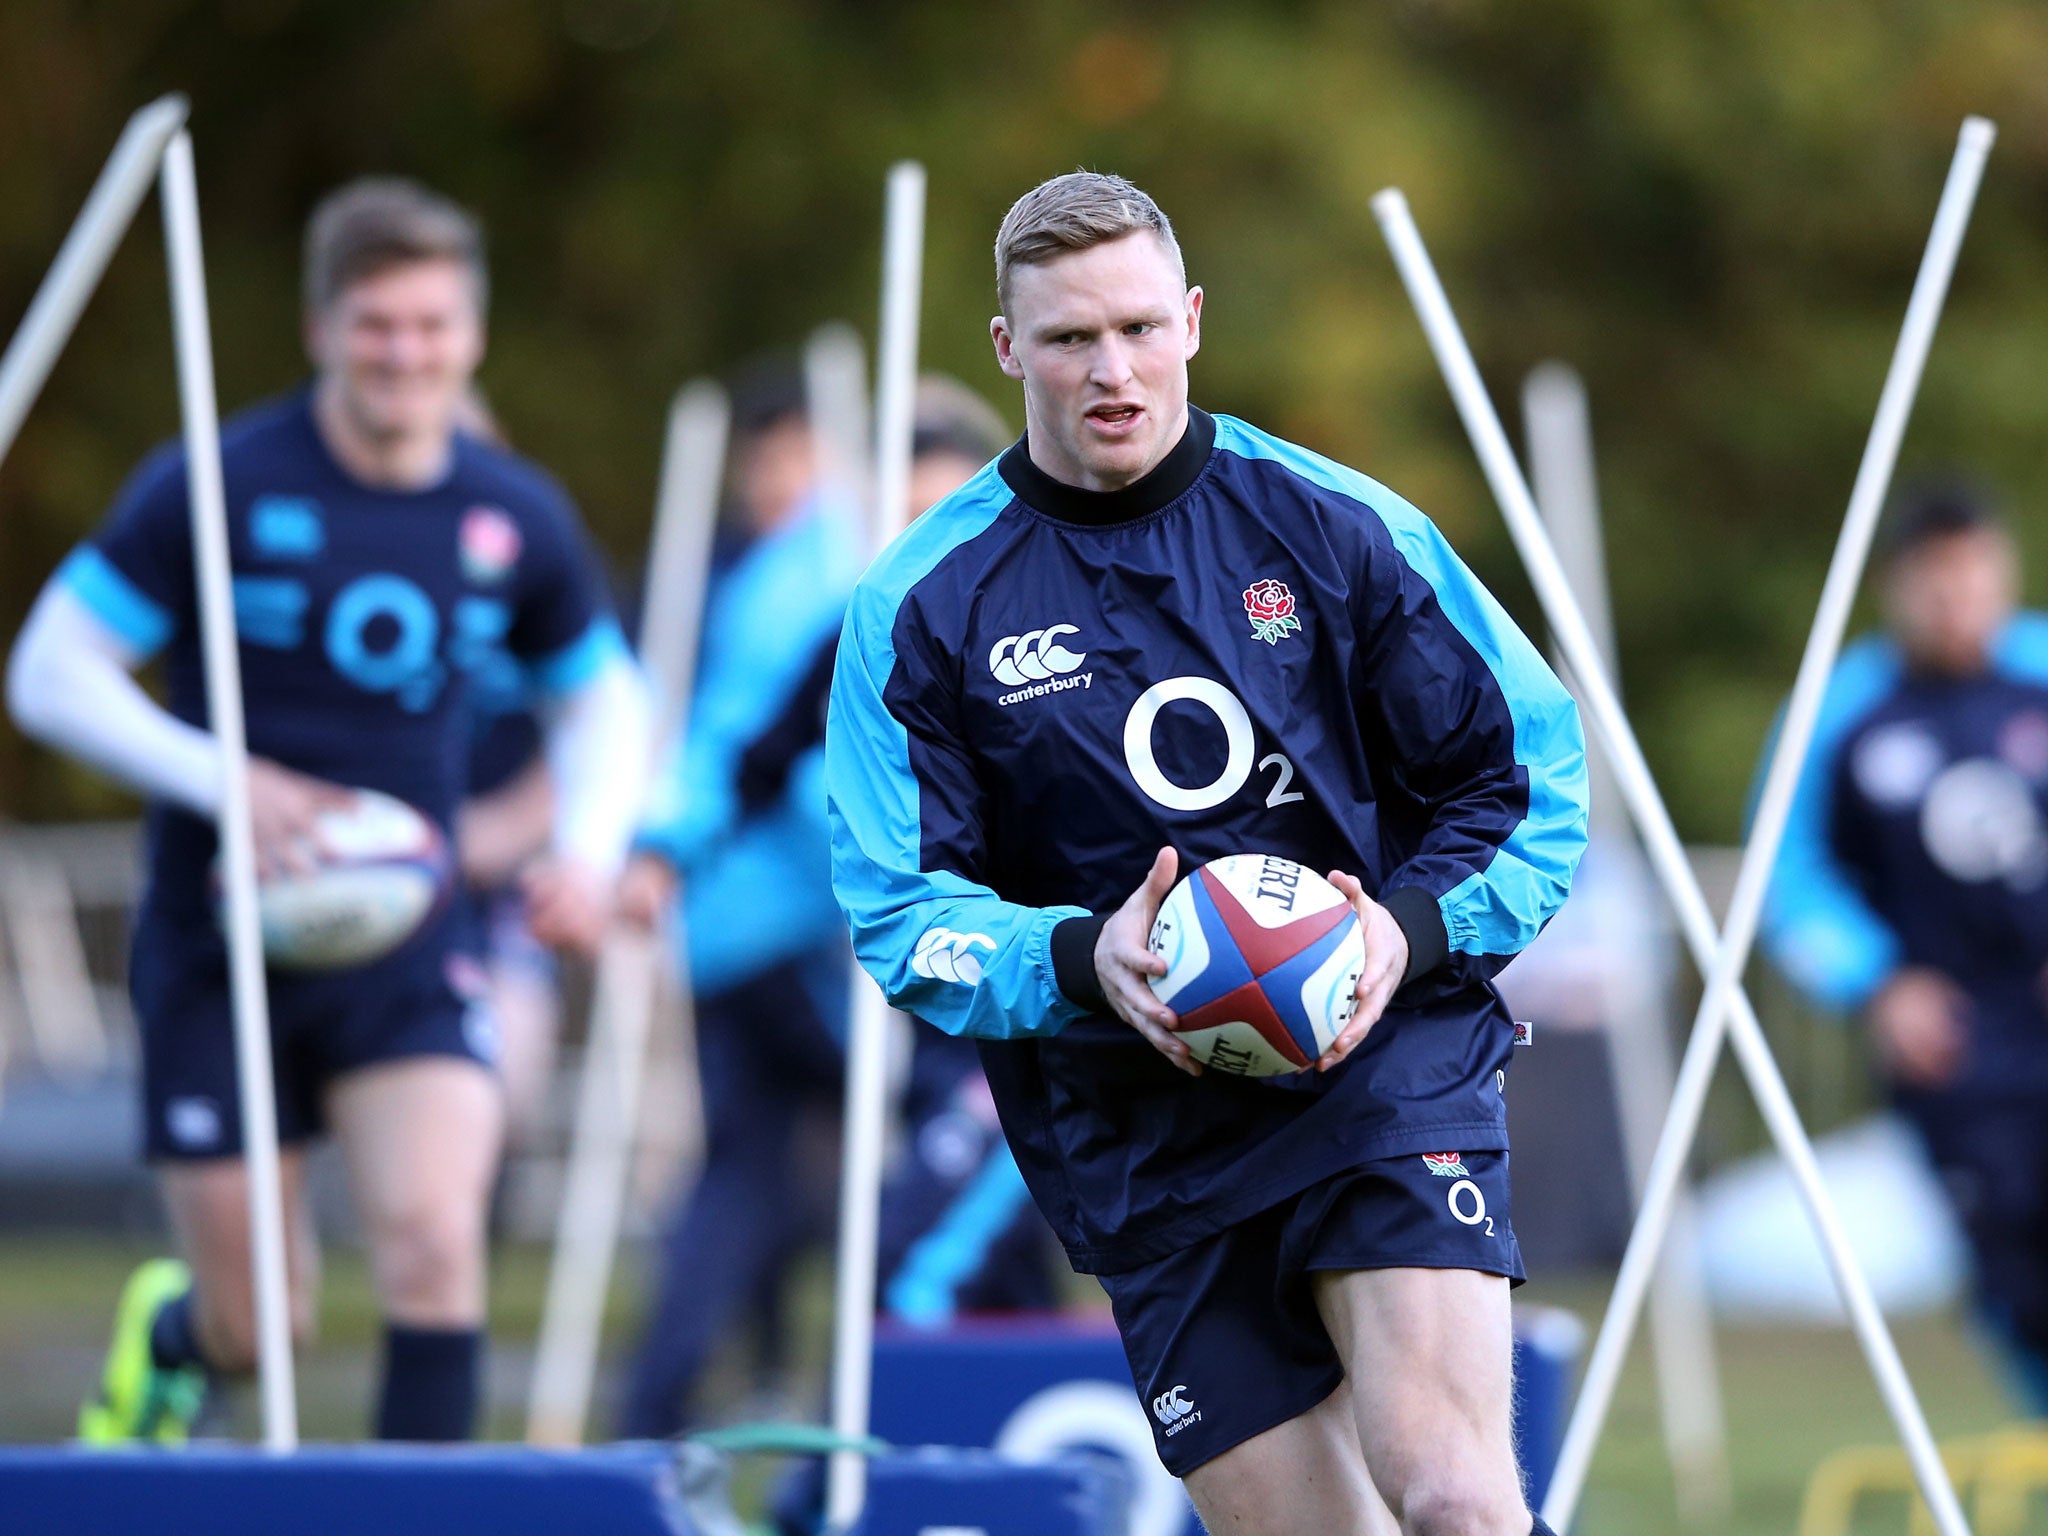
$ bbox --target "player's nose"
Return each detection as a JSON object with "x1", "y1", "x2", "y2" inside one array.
[{"x1": 1089, "y1": 336, "x2": 1135, "y2": 388}]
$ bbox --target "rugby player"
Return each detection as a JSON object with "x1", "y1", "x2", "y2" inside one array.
[
  {"x1": 6, "y1": 178, "x2": 647, "y2": 1442},
  {"x1": 827, "y1": 173, "x2": 1587, "y2": 1535},
  {"x1": 1764, "y1": 483, "x2": 2048, "y2": 1411}
]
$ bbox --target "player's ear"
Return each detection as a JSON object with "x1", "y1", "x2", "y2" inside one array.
[
  {"x1": 1183, "y1": 287, "x2": 1203, "y2": 360},
  {"x1": 991, "y1": 316, "x2": 1025, "y2": 381}
]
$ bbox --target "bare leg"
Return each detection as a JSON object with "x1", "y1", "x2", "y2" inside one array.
[
  {"x1": 326, "y1": 1056, "x2": 502, "y2": 1326},
  {"x1": 1314, "y1": 1268, "x2": 1530, "y2": 1536},
  {"x1": 1182, "y1": 1376, "x2": 1400, "y2": 1536},
  {"x1": 159, "y1": 1149, "x2": 318, "y2": 1371}
]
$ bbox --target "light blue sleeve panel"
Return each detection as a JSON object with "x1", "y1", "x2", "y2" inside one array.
[
  {"x1": 1216, "y1": 418, "x2": 1589, "y2": 960},
  {"x1": 638, "y1": 500, "x2": 862, "y2": 873},
  {"x1": 826, "y1": 470, "x2": 1090, "y2": 1040},
  {"x1": 1756, "y1": 634, "x2": 1903, "y2": 1012},
  {"x1": 1994, "y1": 610, "x2": 2048, "y2": 685},
  {"x1": 884, "y1": 1146, "x2": 1036, "y2": 1328},
  {"x1": 56, "y1": 547, "x2": 175, "y2": 659}
]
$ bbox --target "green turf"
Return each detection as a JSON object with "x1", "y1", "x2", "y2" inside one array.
[{"x1": 0, "y1": 1237, "x2": 2036, "y2": 1532}]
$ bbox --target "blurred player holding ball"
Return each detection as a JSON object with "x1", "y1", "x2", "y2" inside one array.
[{"x1": 7, "y1": 178, "x2": 647, "y2": 1444}]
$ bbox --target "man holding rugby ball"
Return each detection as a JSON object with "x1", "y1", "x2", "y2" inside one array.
[
  {"x1": 8, "y1": 179, "x2": 645, "y2": 1443},
  {"x1": 827, "y1": 173, "x2": 1586, "y2": 1535}
]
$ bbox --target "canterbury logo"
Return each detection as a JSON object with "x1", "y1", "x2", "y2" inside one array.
[
  {"x1": 911, "y1": 927, "x2": 995, "y2": 986},
  {"x1": 1152, "y1": 1385, "x2": 1196, "y2": 1426},
  {"x1": 989, "y1": 625, "x2": 1085, "y2": 686}
]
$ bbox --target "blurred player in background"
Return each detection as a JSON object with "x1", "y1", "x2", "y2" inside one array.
[
  {"x1": 613, "y1": 367, "x2": 864, "y2": 1436},
  {"x1": 1764, "y1": 482, "x2": 2048, "y2": 1410},
  {"x1": 616, "y1": 374, "x2": 1063, "y2": 1441},
  {"x1": 5, "y1": 180, "x2": 648, "y2": 1442},
  {"x1": 730, "y1": 376, "x2": 1066, "y2": 1339},
  {"x1": 829, "y1": 173, "x2": 1587, "y2": 1534}
]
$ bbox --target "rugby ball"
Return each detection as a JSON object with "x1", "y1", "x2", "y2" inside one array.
[
  {"x1": 231, "y1": 789, "x2": 453, "y2": 970},
  {"x1": 1147, "y1": 854, "x2": 1365, "y2": 1077}
]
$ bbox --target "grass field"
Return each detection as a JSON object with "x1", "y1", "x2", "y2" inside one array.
[{"x1": 0, "y1": 1234, "x2": 2033, "y2": 1533}]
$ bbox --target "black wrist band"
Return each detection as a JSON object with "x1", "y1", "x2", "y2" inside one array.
[
  {"x1": 1051, "y1": 913, "x2": 1112, "y2": 1010},
  {"x1": 1380, "y1": 885, "x2": 1449, "y2": 984}
]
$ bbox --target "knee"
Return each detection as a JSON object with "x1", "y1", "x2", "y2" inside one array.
[
  {"x1": 1400, "y1": 1476, "x2": 1529, "y2": 1536},
  {"x1": 373, "y1": 1201, "x2": 485, "y2": 1322}
]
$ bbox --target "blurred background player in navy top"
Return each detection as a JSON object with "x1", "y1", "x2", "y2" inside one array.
[
  {"x1": 614, "y1": 373, "x2": 1063, "y2": 1439},
  {"x1": 612, "y1": 364, "x2": 863, "y2": 1436},
  {"x1": 5, "y1": 180, "x2": 649, "y2": 1443},
  {"x1": 1763, "y1": 481, "x2": 2048, "y2": 1410}
]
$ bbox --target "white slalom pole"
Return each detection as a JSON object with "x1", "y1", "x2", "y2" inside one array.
[
  {"x1": 1550, "y1": 114, "x2": 1996, "y2": 1532},
  {"x1": 161, "y1": 128, "x2": 299, "y2": 1452},
  {"x1": 527, "y1": 382, "x2": 727, "y2": 1447},
  {"x1": 826, "y1": 159, "x2": 924, "y2": 1535},
  {"x1": 1373, "y1": 151, "x2": 1980, "y2": 1536},
  {"x1": 0, "y1": 95, "x2": 189, "y2": 467},
  {"x1": 1523, "y1": 362, "x2": 1731, "y2": 1525},
  {"x1": 805, "y1": 321, "x2": 872, "y2": 536}
]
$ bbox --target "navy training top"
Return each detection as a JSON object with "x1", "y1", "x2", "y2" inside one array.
[
  {"x1": 827, "y1": 408, "x2": 1588, "y2": 1271},
  {"x1": 59, "y1": 389, "x2": 623, "y2": 946}
]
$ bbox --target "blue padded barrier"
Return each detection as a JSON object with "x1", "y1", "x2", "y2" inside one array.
[
  {"x1": 0, "y1": 1443, "x2": 694, "y2": 1535},
  {"x1": 854, "y1": 1448, "x2": 1127, "y2": 1536}
]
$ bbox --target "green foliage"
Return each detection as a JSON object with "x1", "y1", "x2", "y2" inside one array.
[{"x1": 4, "y1": 0, "x2": 2047, "y2": 833}]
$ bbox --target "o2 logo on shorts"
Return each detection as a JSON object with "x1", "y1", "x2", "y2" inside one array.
[{"x1": 1446, "y1": 1176, "x2": 1494, "y2": 1236}]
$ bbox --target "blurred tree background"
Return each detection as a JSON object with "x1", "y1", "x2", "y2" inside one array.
[{"x1": 3, "y1": 0, "x2": 2047, "y2": 834}]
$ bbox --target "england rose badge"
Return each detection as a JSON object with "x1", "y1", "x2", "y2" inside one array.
[{"x1": 1243, "y1": 578, "x2": 1302, "y2": 645}]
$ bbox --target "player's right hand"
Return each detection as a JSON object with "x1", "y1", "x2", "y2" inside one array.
[
  {"x1": 1867, "y1": 967, "x2": 1969, "y2": 1087},
  {"x1": 245, "y1": 758, "x2": 355, "y2": 879},
  {"x1": 614, "y1": 852, "x2": 678, "y2": 931},
  {"x1": 1095, "y1": 846, "x2": 1202, "y2": 1077}
]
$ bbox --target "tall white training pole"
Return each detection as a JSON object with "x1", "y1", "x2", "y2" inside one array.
[
  {"x1": 826, "y1": 159, "x2": 925, "y2": 1535},
  {"x1": 1373, "y1": 150, "x2": 1979, "y2": 1536},
  {"x1": 1545, "y1": 115, "x2": 1997, "y2": 1533},
  {"x1": 0, "y1": 95, "x2": 189, "y2": 468},
  {"x1": 806, "y1": 321, "x2": 872, "y2": 536},
  {"x1": 1523, "y1": 362, "x2": 1731, "y2": 1525},
  {"x1": 526, "y1": 383, "x2": 727, "y2": 1447},
  {"x1": 161, "y1": 128, "x2": 299, "y2": 1452}
]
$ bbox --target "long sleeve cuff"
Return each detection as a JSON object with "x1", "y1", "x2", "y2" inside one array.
[
  {"x1": 1050, "y1": 913, "x2": 1111, "y2": 1010},
  {"x1": 1382, "y1": 885, "x2": 1449, "y2": 984}
]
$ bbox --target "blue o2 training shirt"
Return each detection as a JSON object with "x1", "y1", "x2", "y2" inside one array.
[
  {"x1": 827, "y1": 407, "x2": 1589, "y2": 1271},
  {"x1": 59, "y1": 388, "x2": 625, "y2": 947}
]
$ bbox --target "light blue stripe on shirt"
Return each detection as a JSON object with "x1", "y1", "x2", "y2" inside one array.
[{"x1": 57, "y1": 546, "x2": 174, "y2": 658}]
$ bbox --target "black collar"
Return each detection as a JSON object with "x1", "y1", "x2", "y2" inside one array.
[{"x1": 998, "y1": 407, "x2": 1215, "y2": 526}]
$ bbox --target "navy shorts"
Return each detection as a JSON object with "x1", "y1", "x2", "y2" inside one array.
[
  {"x1": 132, "y1": 908, "x2": 495, "y2": 1161},
  {"x1": 1097, "y1": 1149, "x2": 1523, "y2": 1476}
]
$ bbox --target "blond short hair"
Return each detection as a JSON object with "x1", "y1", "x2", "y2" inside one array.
[
  {"x1": 303, "y1": 177, "x2": 487, "y2": 315},
  {"x1": 994, "y1": 171, "x2": 1185, "y2": 310}
]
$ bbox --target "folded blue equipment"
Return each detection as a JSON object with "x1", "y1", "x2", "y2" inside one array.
[
  {"x1": 0, "y1": 1443, "x2": 694, "y2": 1536},
  {"x1": 0, "y1": 1441, "x2": 1130, "y2": 1536}
]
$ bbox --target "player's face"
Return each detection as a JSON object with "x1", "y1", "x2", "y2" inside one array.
[
  {"x1": 738, "y1": 416, "x2": 818, "y2": 533},
  {"x1": 306, "y1": 258, "x2": 484, "y2": 446},
  {"x1": 992, "y1": 233, "x2": 1202, "y2": 493},
  {"x1": 1885, "y1": 528, "x2": 2018, "y2": 676}
]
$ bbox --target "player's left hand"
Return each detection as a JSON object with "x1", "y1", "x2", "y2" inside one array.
[
  {"x1": 1318, "y1": 872, "x2": 1409, "y2": 1072},
  {"x1": 522, "y1": 855, "x2": 612, "y2": 958}
]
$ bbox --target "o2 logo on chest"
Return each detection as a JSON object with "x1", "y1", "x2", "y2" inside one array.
[
  {"x1": 318, "y1": 576, "x2": 509, "y2": 713},
  {"x1": 1122, "y1": 677, "x2": 1304, "y2": 813}
]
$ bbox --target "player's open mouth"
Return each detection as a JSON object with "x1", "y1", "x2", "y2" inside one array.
[{"x1": 1086, "y1": 403, "x2": 1142, "y2": 435}]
